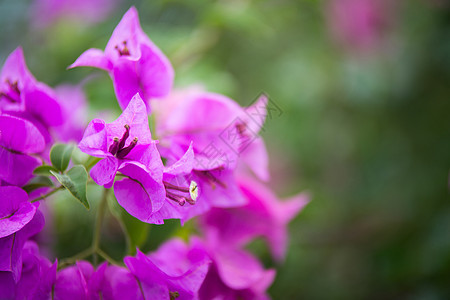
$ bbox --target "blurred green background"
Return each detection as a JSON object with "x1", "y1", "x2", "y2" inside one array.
[{"x1": 1, "y1": 0, "x2": 449, "y2": 298}]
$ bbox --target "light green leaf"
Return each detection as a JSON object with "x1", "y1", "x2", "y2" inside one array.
[
  {"x1": 50, "y1": 144, "x2": 74, "y2": 172},
  {"x1": 33, "y1": 165, "x2": 59, "y2": 176},
  {"x1": 50, "y1": 165, "x2": 89, "y2": 209}
]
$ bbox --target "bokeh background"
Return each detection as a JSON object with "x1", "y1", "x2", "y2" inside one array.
[{"x1": 1, "y1": 0, "x2": 449, "y2": 298}]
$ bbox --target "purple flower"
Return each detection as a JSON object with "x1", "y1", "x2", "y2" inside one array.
[
  {"x1": 0, "y1": 186, "x2": 45, "y2": 281},
  {"x1": 144, "y1": 144, "x2": 206, "y2": 224},
  {"x1": 0, "y1": 240, "x2": 54, "y2": 299},
  {"x1": 153, "y1": 237, "x2": 274, "y2": 300},
  {"x1": 85, "y1": 239, "x2": 210, "y2": 300},
  {"x1": 153, "y1": 88, "x2": 271, "y2": 219},
  {"x1": 198, "y1": 247, "x2": 275, "y2": 300},
  {"x1": 200, "y1": 175, "x2": 309, "y2": 261},
  {"x1": 155, "y1": 88, "x2": 270, "y2": 181},
  {"x1": 0, "y1": 47, "x2": 64, "y2": 128},
  {"x1": 52, "y1": 84, "x2": 88, "y2": 143},
  {"x1": 53, "y1": 261, "x2": 94, "y2": 300},
  {"x1": 123, "y1": 241, "x2": 210, "y2": 299},
  {"x1": 326, "y1": 0, "x2": 393, "y2": 52},
  {"x1": 79, "y1": 93, "x2": 166, "y2": 222},
  {"x1": 0, "y1": 114, "x2": 46, "y2": 186},
  {"x1": 96, "y1": 263, "x2": 147, "y2": 300},
  {"x1": 69, "y1": 6, "x2": 174, "y2": 110}
]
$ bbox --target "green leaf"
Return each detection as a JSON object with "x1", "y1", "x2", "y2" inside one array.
[
  {"x1": 33, "y1": 165, "x2": 59, "y2": 176},
  {"x1": 107, "y1": 195, "x2": 150, "y2": 255},
  {"x1": 23, "y1": 176, "x2": 54, "y2": 193},
  {"x1": 50, "y1": 165, "x2": 89, "y2": 209},
  {"x1": 50, "y1": 144, "x2": 74, "y2": 172}
]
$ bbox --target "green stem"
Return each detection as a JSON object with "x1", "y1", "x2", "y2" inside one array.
[
  {"x1": 97, "y1": 248, "x2": 123, "y2": 266},
  {"x1": 31, "y1": 186, "x2": 64, "y2": 203},
  {"x1": 58, "y1": 247, "x2": 94, "y2": 269},
  {"x1": 92, "y1": 188, "x2": 109, "y2": 265}
]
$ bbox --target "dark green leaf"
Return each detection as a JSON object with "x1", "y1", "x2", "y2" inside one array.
[
  {"x1": 50, "y1": 144, "x2": 74, "y2": 172},
  {"x1": 50, "y1": 165, "x2": 89, "y2": 209},
  {"x1": 33, "y1": 165, "x2": 59, "y2": 176},
  {"x1": 108, "y1": 195, "x2": 150, "y2": 255},
  {"x1": 23, "y1": 176, "x2": 54, "y2": 193}
]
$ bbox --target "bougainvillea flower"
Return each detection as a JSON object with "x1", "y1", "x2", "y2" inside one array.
[
  {"x1": 0, "y1": 241, "x2": 54, "y2": 299},
  {"x1": 52, "y1": 261, "x2": 94, "y2": 300},
  {"x1": 0, "y1": 115, "x2": 45, "y2": 186},
  {"x1": 69, "y1": 6, "x2": 174, "y2": 110},
  {"x1": 326, "y1": 0, "x2": 393, "y2": 51},
  {"x1": 0, "y1": 186, "x2": 36, "y2": 239},
  {"x1": 0, "y1": 186, "x2": 42, "y2": 284},
  {"x1": 198, "y1": 248, "x2": 275, "y2": 300},
  {"x1": 153, "y1": 88, "x2": 270, "y2": 217},
  {"x1": 52, "y1": 84, "x2": 88, "y2": 143},
  {"x1": 79, "y1": 93, "x2": 166, "y2": 222},
  {"x1": 154, "y1": 237, "x2": 274, "y2": 300},
  {"x1": 95, "y1": 263, "x2": 147, "y2": 300},
  {"x1": 0, "y1": 47, "x2": 64, "y2": 127},
  {"x1": 140, "y1": 143, "x2": 205, "y2": 224},
  {"x1": 124, "y1": 245, "x2": 210, "y2": 299},
  {"x1": 200, "y1": 175, "x2": 309, "y2": 261},
  {"x1": 155, "y1": 88, "x2": 270, "y2": 181}
]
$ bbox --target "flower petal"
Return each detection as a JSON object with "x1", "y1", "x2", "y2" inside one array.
[
  {"x1": 115, "y1": 161, "x2": 165, "y2": 222},
  {"x1": 104, "y1": 6, "x2": 143, "y2": 61},
  {"x1": 107, "y1": 93, "x2": 152, "y2": 143},
  {"x1": 111, "y1": 61, "x2": 142, "y2": 110},
  {"x1": 78, "y1": 118, "x2": 109, "y2": 157},
  {"x1": 0, "y1": 47, "x2": 35, "y2": 92},
  {"x1": 68, "y1": 48, "x2": 112, "y2": 71},
  {"x1": 0, "y1": 188, "x2": 35, "y2": 238},
  {"x1": 23, "y1": 82, "x2": 64, "y2": 127},
  {"x1": 0, "y1": 147, "x2": 42, "y2": 186},
  {"x1": 90, "y1": 156, "x2": 118, "y2": 187},
  {"x1": 0, "y1": 115, "x2": 45, "y2": 153},
  {"x1": 137, "y1": 43, "x2": 174, "y2": 99}
]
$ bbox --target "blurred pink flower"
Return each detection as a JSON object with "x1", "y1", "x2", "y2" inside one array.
[
  {"x1": 52, "y1": 84, "x2": 88, "y2": 143},
  {"x1": 201, "y1": 175, "x2": 309, "y2": 261},
  {"x1": 326, "y1": 0, "x2": 394, "y2": 52},
  {"x1": 31, "y1": 0, "x2": 119, "y2": 28}
]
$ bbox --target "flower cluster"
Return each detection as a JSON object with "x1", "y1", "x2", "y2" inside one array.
[{"x1": 0, "y1": 7, "x2": 308, "y2": 299}]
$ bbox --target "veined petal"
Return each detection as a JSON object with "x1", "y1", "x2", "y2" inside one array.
[
  {"x1": 107, "y1": 93, "x2": 152, "y2": 142},
  {"x1": 90, "y1": 155, "x2": 118, "y2": 187},
  {"x1": 114, "y1": 178, "x2": 153, "y2": 223},
  {"x1": 0, "y1": 202, "x2": 36, "y2": 239},
  {"x1": 0, "y1": 186, "x2": 34, "y2": 238},
  {"x1": 0, "y1": 208, "x2": 44, "y2": 282},
  {"x1": 78, "y1": 118, "x2": 109, "y2": 157},
  {"x1": 0, "y1": 148, "x2": 41, "y2": 186},
  {"x1": 115, "y1": 161, "x2": 165, "y2": 222},
  {"x1": 0, "y1": 115, "x2": 45, "y2": 153}
]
